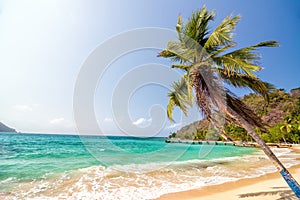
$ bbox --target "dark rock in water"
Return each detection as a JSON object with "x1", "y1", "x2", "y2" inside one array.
[{"x1": 0, "y1": 122, "x2": 17, "y2": 132}]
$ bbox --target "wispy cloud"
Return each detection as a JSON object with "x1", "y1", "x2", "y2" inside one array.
[
  {"x1": 49, "y1": 117, "x2": 65, "y2": 124},
  {"x1": 132, "y1": 118, "x2": 152, "y2": 126},
  {"x1": 48, "y1": 117, "x2": 75, "y2": 133},
  {"x1": 166, "y1": 123, "x2": 181, "y2": 129},
  {"x1": 12, "y1": 104, "x2": 35, "y2": 112},
  {"x1": 104, "y1": 117, "x2": 113, "y2": 122}
]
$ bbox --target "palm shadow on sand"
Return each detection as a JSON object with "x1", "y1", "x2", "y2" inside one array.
[{"x1": 238, "y1": 187, "x2": 297, "y2": 200}]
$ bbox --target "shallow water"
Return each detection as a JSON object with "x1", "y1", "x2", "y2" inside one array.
[{"x1": 0, "y1": 133, "x2": 299, "y2": 200}]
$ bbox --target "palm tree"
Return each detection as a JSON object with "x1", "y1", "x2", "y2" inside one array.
[
  {"x1": 280, "y1": 116, "x2": 293, "y2": 143},
  {"x1": 159, "y1": 7, "x2": 300, "y2": 197}
]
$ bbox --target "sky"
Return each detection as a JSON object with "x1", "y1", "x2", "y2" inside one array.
[{"x1": 0, "y1": 0, "x2": 299, "y2": 136}]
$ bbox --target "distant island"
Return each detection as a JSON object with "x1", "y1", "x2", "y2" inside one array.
[{"x1": 0, "y1": 122, "x2": 16, "y2": 132}]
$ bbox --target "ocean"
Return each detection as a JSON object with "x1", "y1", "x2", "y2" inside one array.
[{"x1": 0, "y1": 133, "x2": 299, "y2": 200}]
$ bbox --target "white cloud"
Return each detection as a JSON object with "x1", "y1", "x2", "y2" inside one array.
[
  {"x1": 47, "y1": 117, "x2": 76, "y2": 133},
  {"x1": 132, "y1": 118, "x2": 152, "y2": 127},
  {"x1": 133, "y1": 118, "x2": 145, "y2": 125},
  {"x1": 49, "y1": 117, "x2": 65, "y2": 124},
  {"x1": 166, "y1": 123, "x2": 181, "y2": 129},
  {"x1": 12, "y1": 104, "x2": 34, "y2": 112},
  {"x1": 104, "y1": 117, "x2": 113, "y2": 122}
]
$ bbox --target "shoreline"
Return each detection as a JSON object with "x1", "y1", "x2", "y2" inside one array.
[
  {"x1": 165, "y1": 138, "x2": 293, "y2": 148},
  {"x1": 157, "y1": 147, "x2": 300, "y2": 200}
]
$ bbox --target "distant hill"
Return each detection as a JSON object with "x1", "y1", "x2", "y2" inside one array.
[
  {"x1": 0, "y1": 122, "x2": 16, "y2": 132},
  {"x1": 171, "y1": 87, "x2": 300, "y2": 143}
]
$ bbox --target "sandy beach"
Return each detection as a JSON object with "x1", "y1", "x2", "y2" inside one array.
[{"x1": 158, "y1": 147, "x2": 300, "y2": 200}]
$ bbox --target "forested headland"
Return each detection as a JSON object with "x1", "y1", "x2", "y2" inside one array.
[{"x1": 170, "y1": 88, "x2": 300, "y2": 143}]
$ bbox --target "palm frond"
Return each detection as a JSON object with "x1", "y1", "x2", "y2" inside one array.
[
  {"x1": 176, "y1": 15, "x2": 183, "y2": 33},
  {"x1": 221, "y1": 40, "x2": 279, "y2": 61},
  {"x1": 226, "y1": 91, "x2": 267, "y2": 131},
  {"x1": 171, "y1": 64, "x2": 190, "y2": 71},
  {"x1": 167, "y1": 77, "x2": 192, "y2": 121},
  {"x1": 204, "y1": 15, "x2": 240, "y2": 51},
  {"x1": 253, "y1": 40, "x2": 279, "y2": 48},
  {"x1": 183, "y1": 6, "x2": 215, "y2": 46},
  {"x1": 158, "y1": 49, "x2": 177, "y2": 58},
  {"x1": 209, "y1": 43, "x2": 237, "y2": 58},
  {"x1": 218, "y1": 69, "x2": 274, "y2": 101},
  {"x1": 212, "y1": 40, "x2": 279, "y2": 77},
  {"x1": 213, "y1": 54, "x2": 261, "y2": 77},
  {"x1": 159, "y1": 7, "x2": 215, "y2": 63},
  {"x1": 167, "y1": 95, "x2": 176, "y2": 122},
  {"x1": 158, "y1": 39, "x2": 199, "y2": 64}
]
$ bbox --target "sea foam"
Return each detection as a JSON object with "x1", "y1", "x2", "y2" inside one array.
[{"x1": 4, "y1": 148, "x2": 299, "y2": 200}]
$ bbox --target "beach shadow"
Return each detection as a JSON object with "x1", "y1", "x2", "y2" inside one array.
[
  {"x1": 238, "y1": 188, "x2": 298, "y2": 200},
  {"x1": 271, "y1": 187, "x2": 289, "y2": 189}
]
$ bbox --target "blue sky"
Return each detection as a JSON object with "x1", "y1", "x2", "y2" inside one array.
[{"x1": 0, "y1": 0, "x2": 299, "y2": 136}]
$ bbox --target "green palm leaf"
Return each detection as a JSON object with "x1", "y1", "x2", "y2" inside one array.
[
  {"x1": 167, "y1": 76, "x2": 192, "y2": 121},
  {"x1": 212, "y1": 40, "x2": 279, "y2": 77},
  {"x1": 204, "y1": 15, "x2": 240, "y2": 51},
  {"x1": 183, "y1": 6, "x2": 214, "y2": 46},
  {"x1": 219, "y1": 70, "x2": 274, "y2": 100}
]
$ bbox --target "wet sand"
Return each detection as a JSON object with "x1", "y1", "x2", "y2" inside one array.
[{"x1": 157, "y1": 146, "x2": 300, "y2": 200}]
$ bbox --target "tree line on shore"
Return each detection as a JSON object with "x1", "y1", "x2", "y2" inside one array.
[{"x1": 169, "y1": 88, "x2": 300, "y2": 144}]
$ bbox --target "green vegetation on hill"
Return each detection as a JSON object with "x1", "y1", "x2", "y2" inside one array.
[
  {"x1": 0, "y1": 122, "x2": 16, "y2": 133},
  {"x1": 170, "y1": 88, "x2": 300, "y2": 143}
]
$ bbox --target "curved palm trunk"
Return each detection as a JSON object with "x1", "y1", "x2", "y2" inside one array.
[
  {"x1": 192, "y1": 68, "x2": 300, "y2": 196},
  {"x1": 227, "y1": 108, "x2": 300, "y2": 198}
]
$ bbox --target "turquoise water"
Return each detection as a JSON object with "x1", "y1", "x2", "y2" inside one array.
[
  {"x1": 0, "y1": 133, "x2": 252, "y2": 181},
  {"x1": 0, "y1": 133, "x2": 99, "y2": 182},
  {"x1": 0, "y1": 133, "x2": 299, "y2": 200}
]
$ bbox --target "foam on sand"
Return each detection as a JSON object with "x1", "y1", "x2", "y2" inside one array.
[{"x1": 3, "y1": 148, "x2": 299, "y2": 200}]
